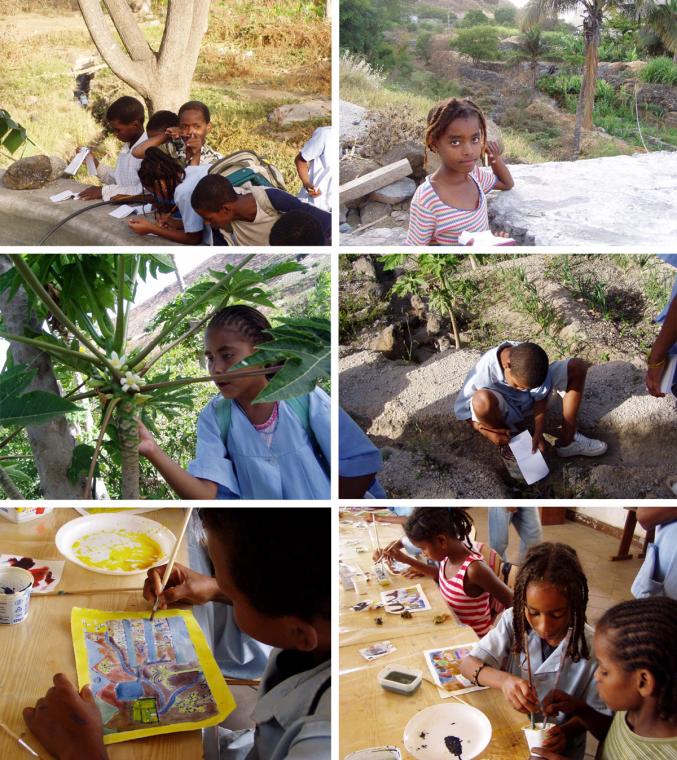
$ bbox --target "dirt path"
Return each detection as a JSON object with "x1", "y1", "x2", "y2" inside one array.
[{"x1": 0, "y1": 12, "x2": 87, "y2": 41}]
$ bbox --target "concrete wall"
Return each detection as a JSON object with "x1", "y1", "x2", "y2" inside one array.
[{"x1": 572, "y1": 507, "x2": 645, "y2": 539}]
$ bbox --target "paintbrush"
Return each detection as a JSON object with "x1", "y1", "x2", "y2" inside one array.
[
  {"x1": 524, "y1": 631, "x2": 536, "y2": 729},
  {"x1": 542, "y1": 627, "x2": 572, "y2": 731},
  {"x1": 149, "y1": 507, "x2": 193, "y2": 621},
  {"x1": 0, "y1": 719, "x2": 41, "y2": 757},
  {"x1": 46, "y1": 588, "x2": 143, "y2": 596}
]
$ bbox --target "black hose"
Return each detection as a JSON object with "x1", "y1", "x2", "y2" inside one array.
[{"x1": 38, "y1": 199, "x2": 116, "y2": 245}]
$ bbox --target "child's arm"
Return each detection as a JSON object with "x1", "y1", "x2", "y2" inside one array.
[
  {"x1": 130, "y1": 128, "x2": 179, "y2": 158},
  {"x1": 23, "y1": 673, "x2": 108, "y2": 760},
  {"x1": 459, "y1": 655, "x2": 539, "y2": 713},
  {"x1": 465, "y1": 559, "x2": 514, "y2": 608},
  {"x1": 542, "y1": 689, "x2": 613, "y2": 743},
  {"x1": 138, "y1": 421, "x2": 218, "y2": 499},
  {"x1": 374, "y1": 542, "x2": 438, "y2": 578},
  {"x1": 295, "y1": 151, "x2": 321, "y2": 197},
  {"x1": 338, "y1": 473, "x2": 377, "y2": 498},
  {"x1": 486, "y1": 140, "x2": 514, "y2": 191},
  {"x1": 127, "y1": 217, "x2": 202, "y2": 245},
  {"x1": 531, "y1": 398, "x2": 548, "y2": 453},
  {"x1": 143, "y1": 562, "x2": 230, "y2": 608}
]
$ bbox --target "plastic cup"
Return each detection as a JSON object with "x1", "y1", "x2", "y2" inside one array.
[
  {"x1": 0, "y1": 567, "x2": 34, "y2": 624},
  {"x1": 523, "y1": 722, "x2": 549, "y2": 751}
]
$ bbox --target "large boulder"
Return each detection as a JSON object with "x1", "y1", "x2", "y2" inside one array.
[
  {"x1": 369, "y1": 177, "x2": 417, "y2": 205},
  {"x1": 632, "y1": 83, "x2": 677, "y2": 113},
  {"x1": 380, "y1": 140, "x2": 426, "y2": 177},
  {"x1": 339, "y1": 155, "x2": 380, "y2": 185},
  {"x1": 340, "y1": 100, "x2": 370, "y2": 147},
  {"x1": 269, "y1": 100, "x2": 330, "y2": 125},
  {"x1": 2, "y1": 155, "x2": 66, "y2": 190},
  {"x1": 359, "y1": 201, "x2": 391, "y2": 226}
]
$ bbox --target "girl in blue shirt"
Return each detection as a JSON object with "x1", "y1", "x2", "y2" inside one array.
[{"x1": 139, "y1": 304, "x2": 331, "y2": 499}]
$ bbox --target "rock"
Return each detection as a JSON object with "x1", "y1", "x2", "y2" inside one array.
[
  {"x1": 413, "y1": 345, "x2": 437, "y2": 363},
  {"x1": 632, "y1": 83, "x2": 677, "y2": 112},
  {"x1": 359, "y1": 201, "x2": 391, "y2": 226},
  {"x1": 352, "y1": 256, "x2": 376, "y2": 279},
  {"x1": 2, "y1": 155, "x2": 66, "y2": 190},
  {"x1": 489, "y1": 152, "x2": 677, "y2": 246},
  {"x1": 339, "y1": 156, "x2": 380, "y2": 185},
  {"x1": 410, "y1": 294, "x2": 426, "y2": 318},
  {"x1": 368, "y1": 324, "x2": 397, "y2": 353},
  {"x1": 369, "y1": 177, "x2": 417, "y2": 205},
  {"x1": 341, "y1": 226, "x2": 408, "y2": 245},
  {"x1": 339, "y1": 204, "x2": 348, "y2": 223},
  {"x1": 391, "y1": 210, "x2": 409, "y2": 222},
  {"x1": 269, "y1": 99, "x2": 330, "y2": 125},
  {"x1": 666, "y1": 112, "x2": 677, "y2": 129},
  {"x1": 380, "y1": 140, "x2": 426, "y2": 177},
  {"x1": 427, "y1": 313, "x2": 442, "y2": 334},
  {"x1": 346, "y1": 208, "x2": 361, "y2": 227},
  {"x1": 340, "y1": 100, "x2": 370, "y2": 147}
]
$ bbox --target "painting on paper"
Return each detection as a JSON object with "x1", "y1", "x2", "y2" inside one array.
[
  {"x1": 380, "y1": 584, "x2": 431, "y2": 614},
  {"x1": 71, "y1": 607, "x2": 235, "y2": 744},
  {"x1": 424, "y1": 645, "x2": 488, "y2": 697},
  {"x1": 0, "y1": 554, "x2": 64, "y2": 593}
]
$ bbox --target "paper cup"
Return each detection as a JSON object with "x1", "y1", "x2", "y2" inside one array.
[
  {"x1": 0, "y1": 567, "x2": 34, "y2": 624},
  {"x1": 523, "y1": 722, "x2": 548, "y2": 751}
]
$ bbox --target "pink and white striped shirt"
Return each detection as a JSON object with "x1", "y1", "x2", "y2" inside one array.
[
  {"x1": 406, "y1": 166, "x2": 497, "y2": 246},
  {"x1": 438, "y1": 552, "x2": 493, "y2": 636}
]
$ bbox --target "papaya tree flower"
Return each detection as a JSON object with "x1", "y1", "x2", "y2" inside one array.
[
  {"x1": 110, "y1": 351, "x2": 127, "y2": 370},
  {"x1": 120, "y1": 371, "x2": 142, "y2": 393}
]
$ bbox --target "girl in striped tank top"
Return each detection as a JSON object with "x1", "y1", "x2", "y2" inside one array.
[
  {"x1": 392, "y1": 508, "x2": 513, "y2": 636},
  {"x1": 406, "y1": 98, "x2": 514, "y2": 246}
]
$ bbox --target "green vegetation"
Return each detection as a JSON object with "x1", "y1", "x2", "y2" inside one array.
[
  {"x1": 453, "y1": 26, "x2": 501, "y2": 64},
  {"x1": 640, "y1": 56, "x2": 677, "y2": 85}
]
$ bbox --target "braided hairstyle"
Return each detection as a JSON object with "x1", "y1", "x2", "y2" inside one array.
[
  {"x1": 138, "y1": 147, "x2": 185, "y2": 205},
  {"x1": 424, "y1": 97, "x2": 488, "y2": 170},
  {"x1": 404, "y1": 507, "x2": 474, "y2": 551},
  {"x1": 512, "y1": 542, "x2": 589, "y2": 662},
  {"x1": 207, "y1": 305, "x2": 272, "y2": 347},
  {"x1": 597, "y1": 597, "x2": 677, "y2": 722}
]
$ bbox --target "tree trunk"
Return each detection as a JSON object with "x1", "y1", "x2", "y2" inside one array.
[
  {"x1": 447, "y1": 307, "x2": 461, "y2": 350},
  {"x1": 574, "y1": 7, "x2": 601, "y2": 155},
  {"x1": 116, "y1": 398, "x2": 140, "y2": 499},
  {"x1": 0, "y1": 467, "x2": 24, "y2": 499},
  {"x1": 0, "y1": 256, "x2": 82, "y2": 499},
  {"x1": 77, "y1": 0, "x2": 210, "y2": 113}
]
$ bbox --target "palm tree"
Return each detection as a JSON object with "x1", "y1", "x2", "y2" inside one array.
[
  {"x1": 512, "y1": 27, "x2": 561, "y2": 94},
  {"x1": 640, "y1": 0, "x2": 677, "y2": 60},
  {"x1": 523, "y1": 0, "x2": 619, "y2": 155}
]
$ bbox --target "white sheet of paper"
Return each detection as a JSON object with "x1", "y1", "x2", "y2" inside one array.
[
  {"x1": 458, "y1": 229, "x2": 516, "y2": 247},
  {"x1": 660, "y1": 355, "x2": 677, "y2": 395},
  {"x1": 509, "y1": 430, "x2": 550, "y2": 485},
  {"x1": 109, "y1": 204, "x2": 136, "y2": 219},
  {"x1": 133, "y1": 203, "x2": 153, "y2": 215},
  {"x1": 84, "y1": 153, "x2": 97, "y2": 176},
  {"x1": 63, "y1": 147, "x2": 90, "y2": 176},
  {"x1": 50, "y1": 190, "x2": 78, "y2": 203}
]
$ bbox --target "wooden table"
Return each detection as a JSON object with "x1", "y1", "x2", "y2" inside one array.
[
  {"x1": 610, "y1": 507, "x2": 655, "y2": 561},
  {"x1": 339, "y1": 518, "x2": 532, "y2": 760},
  {"x1": 0, "y1": 508, "x2": 202, "y2": 760}
]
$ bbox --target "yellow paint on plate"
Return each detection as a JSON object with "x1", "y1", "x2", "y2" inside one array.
[{"x1": 72, "y1": 529, "x2": 164, "y2": 572}]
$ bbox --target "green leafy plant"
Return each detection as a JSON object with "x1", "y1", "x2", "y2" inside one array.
[
  {"x1": 640, "y1": 56, "x2": 677, "y2": 85},
  {"x1": 452, "y1": 26, "x2": 501, "y2": 64},
  {"x1": 0, "y1": 109, "x2": 30, "y2": 158}
]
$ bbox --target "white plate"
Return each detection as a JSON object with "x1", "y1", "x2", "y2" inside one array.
[
  {"x1": 403, "y1": 703, "x2": 492, "y2": 760},
  {"x1": 345, "y1": 748, "x2": 402, "y2": 760},
  {"x1": 73, "y1": 507, "x2": 158, "y2": 516},
  {"x1": 55, "y1": 514, "x2": 176, "y2": 576}
]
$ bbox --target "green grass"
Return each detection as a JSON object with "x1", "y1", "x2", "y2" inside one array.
[{"x1": 640, "y1": 56, "x2": 677, "y2": 86}]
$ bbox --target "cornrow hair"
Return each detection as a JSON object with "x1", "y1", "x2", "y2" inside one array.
[
  {"x1": 207, "y1": 305, "x2": 272, "y2": 346},
  {"x1": 598, "y1": 597, "x2": 677, "y2": 722},
  {"x1": 424, "y1": 97, "x2": 488, "y2": 170},
  {"x1": 138, "y1": 148, "x2": 185, "y2": 203},
  {"x1": 404, "y1": 507, "x2": 474, "y2": 551},
  {"x1": 511, "y1": 542, "x2": 589, "y2": 663}
]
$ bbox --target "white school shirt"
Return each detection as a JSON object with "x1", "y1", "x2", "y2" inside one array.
[
  {"x1": 297, "y1": 126, "x2": 333, "y2": 213},
  {"x1": 217, "y1": 650, "x2": 330, "y2": 760},
  {"x1": 187, "y1": 387, "x2": 331, "y2": 500},
  {"x1": 96, "y1": 132, "x2": 146, "y2": 201},
  {"x1": 174, "y1": 164, "x2": 212, "y2": 244},
  {"x1": 470, "y1": 608, "x2": 609, "y2": 760}
]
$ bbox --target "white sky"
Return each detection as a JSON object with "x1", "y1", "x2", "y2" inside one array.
[{"x1": 0, "y1": 253, "x2": 215, "y2": 367}]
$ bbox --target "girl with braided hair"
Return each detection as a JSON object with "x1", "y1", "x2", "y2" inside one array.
[
  {"x1": 460, "y1": 542, "x2": 608, "y2": 760},
  {"x1": 529, "y1": 596, "x2": 677, "y2": 759},
  {"x1": 406, "y1": 97, "x2": 514, "y2": 246},
  {"x1": 128, "y1": 147, "x2": 209, "y2": 244},
  {"x1": 377, "y1": 507, "x2": 513, "y2": 635}
]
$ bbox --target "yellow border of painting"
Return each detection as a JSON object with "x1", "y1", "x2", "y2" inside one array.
[{"x1": 71, "y1": 607, "x2": 237, "y2": 745}]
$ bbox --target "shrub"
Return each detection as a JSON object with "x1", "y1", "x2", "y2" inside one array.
[
  {"x1": 453, "y1": 26, "x2": 500, "y2": 63},
  {"x1": 459, "y1": 10, "x2": 493, "y2": 28},
  {"x1": 494, "y1": 7, "x2": 517, "y2": 26},
  {"x1": 640, "y1": 56, "x2": 677, "y2": 85}
]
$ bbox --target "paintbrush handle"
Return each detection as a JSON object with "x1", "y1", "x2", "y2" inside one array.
[
  {"x1": 0, "y1": 720, "x2": 40, "y2": 757},
  {"x1": 151, "y1": 507, "x2": 194, "y2": 617},
  {"x1": 48, "y1": 588, "x2": 142, "y2": 596}
]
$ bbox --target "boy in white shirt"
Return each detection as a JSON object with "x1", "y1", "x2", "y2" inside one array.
[
  {"x1": 78, "y1": 96, "x2": 146, "y2": 202},
  {"x1": 295, "y1": 126, "x2": 333, "y2": 213}
]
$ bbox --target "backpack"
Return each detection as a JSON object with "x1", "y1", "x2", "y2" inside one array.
[
  {"x1": 213, "y1": 394, "x2": 330, "y2": 475},
  {"x1": 208, "y1": 149, "x2": 287, "y2": 191}
]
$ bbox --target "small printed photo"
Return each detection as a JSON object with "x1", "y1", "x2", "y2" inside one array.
[
  {"x1": 0, "y1": 1, "x2": 332, "y2": 246},
  {"x1": 339, "y1": 2, "x2": 677, "y2": 247},
  {"x1": 0, "y1": 253, "x2": 330, "y2": 501},
  {"x1": 359, "y1": 640, "x2": 397, "y2": 661},
  {"x1": 339, "y1": 253, "x2": 677, "y2": 499}
]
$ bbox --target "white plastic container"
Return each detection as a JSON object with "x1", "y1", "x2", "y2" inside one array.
[
  {"x1": 0, "y1": 507, "x2": 53, "y2": 523},
  {"x1": 0, "y1": 567, "x2": 33, "y2": 624},
  {"x1": 523, "y1": 722, "x2": 549, "y2": 751}
]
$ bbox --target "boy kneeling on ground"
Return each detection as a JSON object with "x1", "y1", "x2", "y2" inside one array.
[
  {"x1": 455, "y1": 341, "x2": 607, "y2": 458},
  {"x1": 22, "y1": 509, "x2": 330, "y2": 760}
]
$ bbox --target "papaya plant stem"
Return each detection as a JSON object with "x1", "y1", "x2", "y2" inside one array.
[
  {"x1": 141, "y1": 310, "x2": 216, "y2": 375},
  {"x1": 0, "y1": 331, "x2": 100, "y2": 365},
  {"x1": 9, "y1": 255, "x2": 114, "y2": 371},
  {"x1": 138, "y1": 365, "x2": 284, "y2": 393},
  {"x1": 121, "y1": 256, "x2": 140, "y2": 350},
  {"x1": 83, "y1": 397, "x2": 119, "y2": 499},
  {"x1": 113, "y1": 254, "x2": 127, "y2": 352},
  {"x1": 116, "y1": 398, "x2": 140, "y2": 500},
  {"x1": 0, "y1": 466, "x2": 24, "y2": 499},
  {"x1": 128, "y1": 254, "x2": 255, "y2": 370}
]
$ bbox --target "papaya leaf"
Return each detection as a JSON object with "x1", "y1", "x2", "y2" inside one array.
[
  {"x1": 0, "y1": 390, "x2": 81, "y2": 428},
  {"x1": 0, "y1": 364, "x2": 35, "y2": 403},
  {"x1": 67, "y1": 443, "x2": 98, "y2": 485}
]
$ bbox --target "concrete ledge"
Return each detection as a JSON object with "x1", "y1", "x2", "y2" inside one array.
[{"x1": 0, "y1": 170, "x2": 168, "y2": 246}]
